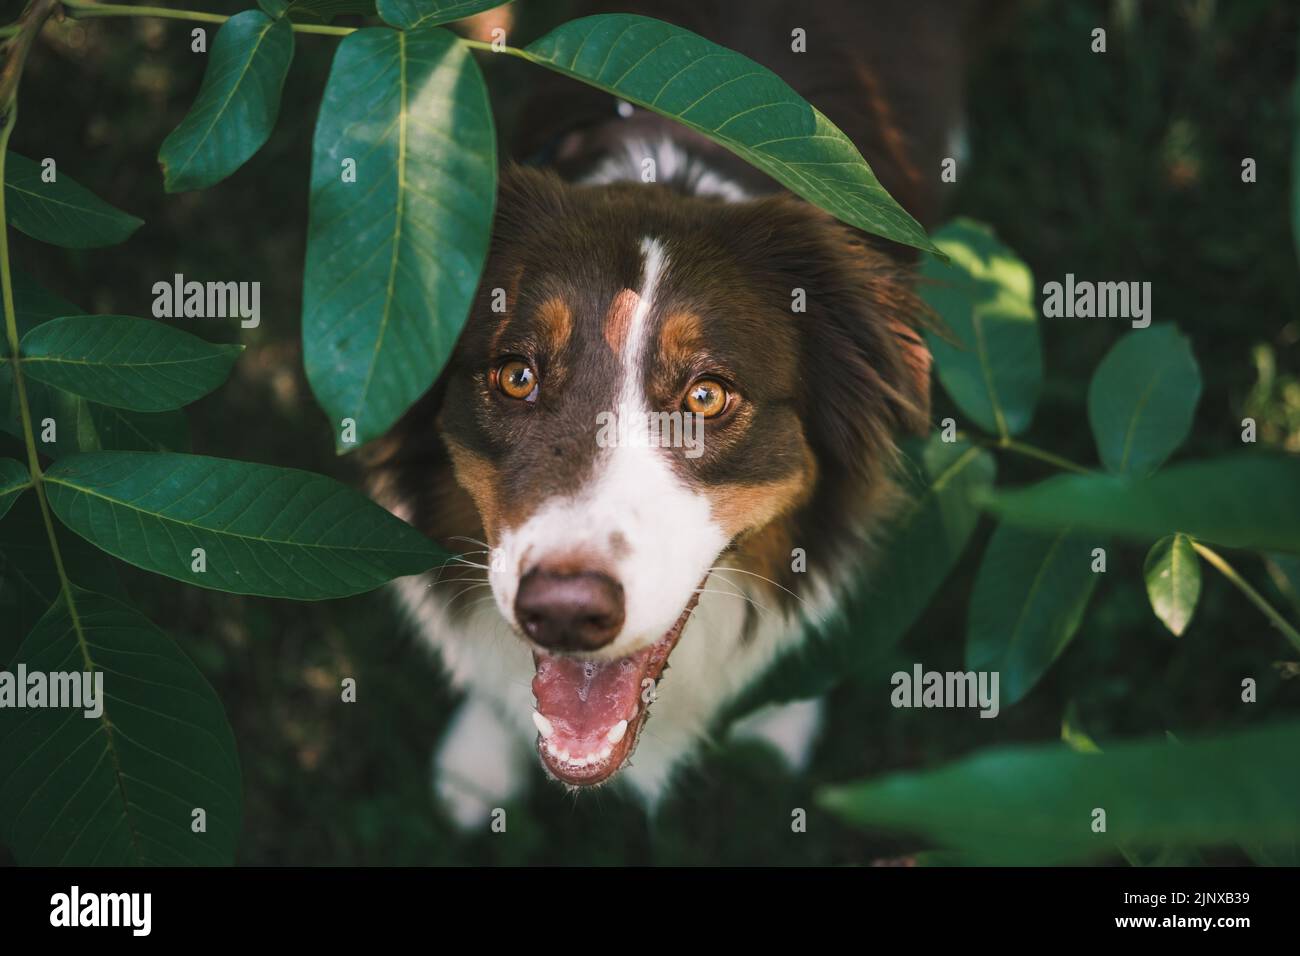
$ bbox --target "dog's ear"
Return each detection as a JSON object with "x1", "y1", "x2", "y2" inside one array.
[{"x1": 739, "y1": 196, "x2": 932, "y2": 480}]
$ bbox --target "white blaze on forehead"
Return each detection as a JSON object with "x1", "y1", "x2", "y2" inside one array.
[
  {"x1": 620, "y1": 236, "x2": 668, "y2": 402},
  {"x1": 490, "y1": 236, "x2": 728, "y2": 656}
]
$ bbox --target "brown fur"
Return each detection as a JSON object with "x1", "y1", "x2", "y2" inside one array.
[
  {"x1": 366, "y1": 0, "x2": 958, "y2": 626},
  {"x1": 366, "y1": 166, "x2": 931, "y2": 620}
]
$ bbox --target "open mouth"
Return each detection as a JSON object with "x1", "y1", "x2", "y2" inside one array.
[{"x1": 530, "y1": 589, "x2": 702, "y2": 786}]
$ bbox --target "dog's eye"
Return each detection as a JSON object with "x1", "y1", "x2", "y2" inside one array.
[
  {"x1": 496, "y1": 359, "x2": 538, "y2": 401},
  {"x1": 684, "y1": 377, "x2": 729, "y2": 418}
]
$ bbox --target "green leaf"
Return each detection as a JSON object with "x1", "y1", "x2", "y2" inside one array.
[
  {"x1": 1144, "y1": 534, "x2": 1200, "y2": 636},
  {"x1": 0, "y1": 457, "x2": 28, "y2": 520},
  {"x1": 920, "y1": 219, "x2": 1041, "y2": 438},
  {"x1": 728, "y1": 436, "x2": 995, "y2": 713},
  {"x1": 378, "y1": 0, "x2": 509, "y2": 30},
  {"x1": 820, "y1": 721, "x2": 1300, "y2": 864},
  {"x1": 0, "y1": 587, "x2": 241, "y2": 865},
  {"x1": 3, "y1": 151, "x2": 143, "y2": 248},
  {"x1": 19, "y1": 315, "x2": 243, "y2": 412},
  {"x1": 158, "y1": 11, "x2": 295, "y2": 193},
  {"x1": 3, "y1": 378, "x2": 189, "y2": 459},
  {"x1": 1087, "y1": 325, "x2": 1201, "y2": 476},
  {"x1": 44, "y1": 451, "x2": 445, "y2": 599},
  {"x1": 521, "y1": 14, "x2": 936, "y2": 254},
  {"x1": 966, "y1": 524, "x2": 1100, "y2": 705},
  {"x1": 1, "y1": 274, "x2": 92, "y2": 456},
  {"x1": 984, "y1": 455, "x2": 1300, "y2": 555},
  {"x1": 0, "y1": 497, "x2": 123, "y2": 664},
  {"x1": 303, "y1": 27, "x2": 496, "y2": 449},
  {"x1": 0, "y1": 274, "x2": 191, "y2": 457}
]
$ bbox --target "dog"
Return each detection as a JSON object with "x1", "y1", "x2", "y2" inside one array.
[{"x1": 364, "y1": 0, "x2": 973, "y2": 826}]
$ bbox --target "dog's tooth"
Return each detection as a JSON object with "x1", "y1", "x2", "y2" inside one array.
[
  {"x1": 571, "y1": 755, "x2": 588, "y2": 768},
  {"x1": 598, "y1": 745, "x2": 612, "y2": 762},
  {"x1": 607, "y1": 719, "x2": 628, "y2": 744},
  {"x1": 532, "y1": 711, "x2": 555, "y2": 738},
  {"x1": 557, "y1": 748, "x2": 570, "y2": 762}
]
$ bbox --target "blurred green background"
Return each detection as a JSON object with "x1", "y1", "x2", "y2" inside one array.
[{"x1": 1, "y1": 0, "x2": 1298, "y2": 864}]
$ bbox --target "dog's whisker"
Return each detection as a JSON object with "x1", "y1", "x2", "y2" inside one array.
[
  {"x1": 707, "y1": 565, "x2": 809, "y2": 608},
  {"x1": 444, "y1": 590, "x2": 493, "y2": 612},
  {"x1": 693, "y1": 586, "x2": 774, "y2": 618},
  {"x1": 426, "y1": 548, "x2": 493, "y2": 589},
  {"x1": 448, "y1": 562, "x2": 490, "y2": 572},
  {"x1": 698, "y1": 571, "x2": 765, "y2": 607},
  {"x1": 443, "y1": 582, "x2": 495, "y2": 609},
  {"x1": 698, "y1": 574, "x2": 750, "y2": 601},
  {"x1": 446, "y1": 550, "x2": 490, "y2": 561}
]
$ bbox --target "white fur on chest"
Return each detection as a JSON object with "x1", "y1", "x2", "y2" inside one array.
[{"x1": 394, "y1": 563, "x2": 822, "y2": 807}]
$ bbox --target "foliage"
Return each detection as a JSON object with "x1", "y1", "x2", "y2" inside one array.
[
  {"x1": 0, "y1": 0, "x2": 926, "y2": 865},
  {"x1": 0, "y1": 0, "x2": 1296, "y2": 867},
  {"x1": 817, "y1": 219, "x2": 1300, "y2": 860}
]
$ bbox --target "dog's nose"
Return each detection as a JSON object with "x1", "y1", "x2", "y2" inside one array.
[{"x1": 515, "y1": 567, "x2": 625, "y2": 652}]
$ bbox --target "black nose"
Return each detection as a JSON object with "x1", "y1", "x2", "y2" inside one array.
[{"x1": 515, "y1": 568, "x2": 625, "y2": 652}]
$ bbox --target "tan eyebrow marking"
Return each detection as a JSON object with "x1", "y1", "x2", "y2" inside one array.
[
  {"x1": 659, "y1": 310, "x2": 703, "y2": 358},
  {"x1": 535, "y1": 296, "x2": 574, "y2": 357},
  {"x1": 603, "y1": 288, "x2": 639, "y2": 354}
]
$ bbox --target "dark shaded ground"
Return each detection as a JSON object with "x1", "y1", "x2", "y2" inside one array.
[{"x1": 3, "y1": 0, "x2": 1298, "y2": 864}]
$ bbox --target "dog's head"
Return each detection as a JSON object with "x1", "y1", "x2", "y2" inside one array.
[{"x1": 367, "y1": 165, "x2": 930, "y2": 786}]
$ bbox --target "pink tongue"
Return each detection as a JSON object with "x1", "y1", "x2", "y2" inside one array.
[{"x1": 532, "y1": 648, "x2": 648, "y2": 747}]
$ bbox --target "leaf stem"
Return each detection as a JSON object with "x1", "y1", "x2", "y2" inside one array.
[
  {"x1": 981, "y1": 434, "x2": 1094, "y2": 475},
  {"x1": 61, "y1": 1, "x2": 357, "y2": 35},
  {"x1": 63, "y1": 1, "x2": 226, "y2": 24},
  {"x1": 974, "y1": 433, "x2": 1298, "y2": 649},
  {"x1": 1, "y1": 0, "x2": 99, "y2": 668},
  {"x1": 2, "y1": 163, "x2": 92, "y2": 674},
  {"x1": 1191, "y1": 542, "x2": 1300, "y2": 654},
  {"x1": 459, "y1": 37, "x2": 522, "y2": 53},
  {"x1": 284, "y1": 21, "x2": 355, "y2": 36}
]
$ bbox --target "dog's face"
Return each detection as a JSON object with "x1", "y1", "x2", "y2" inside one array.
[{"x1": 369, "y1": 167, "x2": 930, "y2": 787}]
